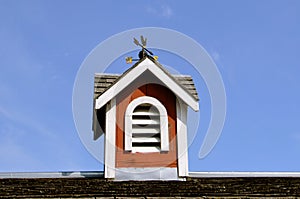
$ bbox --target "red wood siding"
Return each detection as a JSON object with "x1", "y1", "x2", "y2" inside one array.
[{"x1": 116, "y1": 84, "x2": 177, "y2": 168}]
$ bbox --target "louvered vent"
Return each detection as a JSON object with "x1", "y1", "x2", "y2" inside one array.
[{"x1": 131, "y1": 103, "x2": 161, "y2": 153}]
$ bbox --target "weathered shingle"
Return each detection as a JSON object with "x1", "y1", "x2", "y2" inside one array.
[{"x1": 94, "y1": 74, "x2": 119, "y2": 100}]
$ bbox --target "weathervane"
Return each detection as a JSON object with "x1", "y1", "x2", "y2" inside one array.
[{"x1": 126, "y1": 36, "x2": 158, "y2": 64}]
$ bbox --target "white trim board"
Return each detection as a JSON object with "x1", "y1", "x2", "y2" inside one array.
[
  {"x1": 115, "y1": 168, "x2": 183, "y2": 181},
  {"x1": 95, "y1": 58, "x2": 199, "y2": 111}
]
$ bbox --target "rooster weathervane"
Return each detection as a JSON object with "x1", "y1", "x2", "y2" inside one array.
[{"x1": 126, "y1": 36, "x2": 158, "y2": 64}]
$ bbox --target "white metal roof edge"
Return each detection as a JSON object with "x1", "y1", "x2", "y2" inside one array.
[
  {"x1": 0, "y1": 171, "x2": 300, "y2": 179},
  {"x1": 0, "y1": 171, "x2": 104, "y2": 179},
  {"x1": 2, "y1": 171, "x2": 300, "y2": 179},
  {"x1": 189, "y1": 171, "x2": 300, "y2": 178},
  {"x1": 94, "y1": 73, "x2": 121, "y2": 76}
]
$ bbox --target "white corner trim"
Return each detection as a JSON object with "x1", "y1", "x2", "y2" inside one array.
[
  {"x1": 95, "y1": 58, "x2": 199, "y2": 111},
  {"x1": 124, "y1": 96, "x2": 169, "y2": 152},
  {"x1": 104, "y1": 98, "x2": 116, "y2": 178},
  {"x1": 176, "y1": 98, "x2": 189, "y2": 177}
]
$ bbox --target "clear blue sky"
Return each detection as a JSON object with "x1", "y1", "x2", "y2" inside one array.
[{"x1": 1, "y1": 1, "x2": 300, "y2": 172}]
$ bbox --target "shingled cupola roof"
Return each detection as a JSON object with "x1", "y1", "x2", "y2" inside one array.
[
  {"x1": 94, "y1": 73, "x2": 199, "y2": 102},
  {"x1": 94, "y1": 56, "x2": 199, "y2": 111}
]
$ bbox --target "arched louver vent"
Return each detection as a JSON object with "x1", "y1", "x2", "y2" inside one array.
[
  {"x1": 131, "y1": 103, "x2": 161, "y2": 152},
  {"x1": 125, "y1": 96, "x2": 169, "y2": 153}
]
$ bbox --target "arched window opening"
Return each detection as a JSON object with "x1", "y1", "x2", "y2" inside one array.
[
  {"x1": 132, "y1": 103, "x2": 160, "y2": 152},
  {"x1": 125, "y1": 96, "x2": 169, "y2": 153}
]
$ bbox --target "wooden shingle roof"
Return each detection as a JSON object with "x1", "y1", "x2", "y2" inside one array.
[
  {"x1": 1, "y1": 176, "x2": 300, "y2": 198},
  {"x1": 94, "y1": 74, "x2": 199, "y2": 101},
  {"x1": 94, "y1": 56, "x2": 199, "y2": 111}
]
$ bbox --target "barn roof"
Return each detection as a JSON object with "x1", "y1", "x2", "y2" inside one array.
[{"x1": 1, "y1": 173, "x2": 300, "y2": 198}]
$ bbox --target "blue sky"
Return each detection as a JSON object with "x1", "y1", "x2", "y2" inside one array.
[{"x1": 1, "y1": 1, "x2": 300, "y2": 172}]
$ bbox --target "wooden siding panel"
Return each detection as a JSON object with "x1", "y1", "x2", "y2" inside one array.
[{"x1": 116, "y1": 84, "x2": 177, "y2": 168}]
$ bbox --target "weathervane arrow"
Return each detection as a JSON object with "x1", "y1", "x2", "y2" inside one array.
[{"x1": 133, "y1": 37, "x2": 140, "y2": 47}]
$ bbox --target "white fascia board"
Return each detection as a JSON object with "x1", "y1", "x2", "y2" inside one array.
[
  {"x1": 95, "y1": 58, "x2": 199, "y2": 111},
  {"x1": 147, "y1": 63, "x2": 199, "y2": 111},
  {"x1": 95, "y1": 61, "x2": 148, "y2": 110}
]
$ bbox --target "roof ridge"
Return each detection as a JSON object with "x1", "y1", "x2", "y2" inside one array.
[{"x1": 94, "y1": 74, "x2": 193, "y2": 78}]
